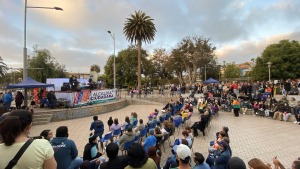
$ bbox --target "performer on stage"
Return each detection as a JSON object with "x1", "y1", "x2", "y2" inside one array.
[
  {"x1": 69, "y1": 75, "x2": 74, "y2": 90},
  {"x1": 98, "y1": 77, "x2": 102, "y2": 89}
]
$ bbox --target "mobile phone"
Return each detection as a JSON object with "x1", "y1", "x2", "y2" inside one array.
[{"x1": 275, "y1": 155, "x2": 277, "y2": 159}]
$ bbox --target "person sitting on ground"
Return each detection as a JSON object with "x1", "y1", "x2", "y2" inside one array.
[
  {"x1": 171, "y1": 144, "x2": 192, "y2": 169},
  {"x1": 148, "y1": 146, "x2": 161, "y2": 169},
  {"x1": 253, "y1": 102, "x2": 260, "y2": 116},
  {"x1": 142, "y1": 129, "x2": 157, "y2": 153},
  {"x1": 193, "y1": 152, "x2": 210, "y2": 169},
  {"x1": 83, "y1": 133, "x2": 106, "y2": 162},
  {"x1": 290, "y1": 85, "x2": 299, "y2": 95},
  {"x1": 90, "y1": 115, "x2": 104, "y2": 139},
  {"x1": 117, "y1": 125, "x2": 140, "y2": 151},
  {"x1": 282, "y1": 103, "x2": 292, "y2": 122},
  {"x1": 154, "y1": 127, "x2": 164, "y2": 143},
  {"x1": 269, "y1": 103, "x2": 277, "y2": 119},
  {"x1": 130, "y1": 112, "x2": 138, "y2": 126},
  {"x1": 125, "y1": 143, "x2": 157, "y2": 169},
  {"x1": 145, "y1": 116, "x2": 154, "y2": 128},
  {"x1": 134, "y1": 119, "x2": 145, "y2": 133},
  {"x1": 110, "y1": 118, "x2": 121, "y2": 134},
  {"x1": 213, "y1": 140, "x2": 231, "y2": 169},
  {"x1": 100, "y1": 143, "x2": 128, "y2": 169},
  {"x1": 264, "y1": 103, "x2": 271, "y2": 117},
  {"x1": 107, "y1": 117, "x2": 113, "y2": 131},
  {"x1": 227, "y1": 157, "x2": 246, "y2": 169},
  {"x1": 257, "y1": 101, "x2": 265, "y2": 117},
  {"x1": 40, "y1": 129, "x2": 54, "y2": 141},
  {"x1": 220, "y1": 99, "x2": 226, "y2": 111},
  {"x1": 248, "y1": 158, "x2": 271, "y2": 169},
  {"x1": 253, "y1": 92, "x2": 261, "y2": 103},
  {"x1": 289, "y1": 97, "x2": 298, "y2": 114},
  {"x1": 192, "y1": 111, "x2": 210, "y2": 137},
  {"x1": 242, "y1": 101, "x2": 249, "y2": 115},
  {"x1": 0, "y1": 110, "x2": 57, "y2": 169},
  {"x1": 185, "y1": 126, "x2": 194, "y2": 140},
  {"x1": 50, "y1": 126, "x2": 82, "y2": 169},
  {"x1": 121, "y1": 116, "x2": 131, "y2": 136},
  {"x1": 153, "y1": 115, "x2": 159, "y2": 123},
  {"x1": 270, "y1": 97, "x2": 277, "y2": 106},
  {"x1": 173, "y1": 130, "x2": 192, "y2": 147}
]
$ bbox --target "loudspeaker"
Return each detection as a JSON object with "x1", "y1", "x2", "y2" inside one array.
[{"x1": 61, "y1": 86, "x2": 67, "y2": 91}]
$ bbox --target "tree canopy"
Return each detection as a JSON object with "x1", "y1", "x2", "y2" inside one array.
[
  {"x1": 90, "y1": 64, "x2": 101, "y2": 73},
  {"x1": 27, "y1": 45, "x2": 66, "y2": 83},
  {"x1": 224, "y1": 62, "x2": 242, "y2": 78},
  {"x1": 250, "y1": 39, "x2": 300, "y2": 81}
]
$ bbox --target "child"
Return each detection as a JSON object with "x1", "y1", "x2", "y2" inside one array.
[{"x1": 107, "y1": 117, "x2": 113, "y2": 131}]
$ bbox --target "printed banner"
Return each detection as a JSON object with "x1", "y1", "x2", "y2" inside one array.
[
  {"x1": 89, "y1": 89, "x2": 116, "y2": 104},
  {"x1": 75, "y1": 90, "x2": 90, "y2": 107}
]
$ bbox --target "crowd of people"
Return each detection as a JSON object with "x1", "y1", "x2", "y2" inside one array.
[{"x1": 0, "y1": 80, "x2": 300, "y2": 169}]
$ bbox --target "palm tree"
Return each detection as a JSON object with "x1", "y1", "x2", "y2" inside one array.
[
  {"x1": 123, "y1": 10, "x2": 156, "y2": 90},
  {"x1": 0, "y1": 56, "x2": 8, "y2": 78},
  {"x1": 90, "y1": 64, "x2": 101, "y2": 73}
]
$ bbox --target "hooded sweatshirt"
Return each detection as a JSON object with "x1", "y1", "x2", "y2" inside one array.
[
  {"x1": 50, "y1": 137, "x2": 78, "y2": 169},
  {"x1": 144, "y1": 135, "x2": 157, "y2": 153}
]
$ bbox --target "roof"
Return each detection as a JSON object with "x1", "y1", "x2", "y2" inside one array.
[{"x1": 6, "y1": 77, "x2": 54, "y2": 89}]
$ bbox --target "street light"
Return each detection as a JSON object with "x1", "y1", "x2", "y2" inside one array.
[
  {"x1": 107, "y1": 30, "x2": 116, "y2": 89},
  {"x1": 23, "y1": 0, "x2": 63, "y2": 106},
  {"x1": 267, "y1": 62, "x2": 272, "y2": 83}
]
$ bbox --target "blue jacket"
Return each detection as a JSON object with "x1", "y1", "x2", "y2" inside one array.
[
  {"x1": 50, "y1": 137, "x2": 78, "y2": 169},
  {"x1": 3, "y1": 93, "x2": 13, "y2": 103},
  {"x1": 90, "y1": 120, "x2": 104, "y2": 133},
  {"x1": 194, "y1": 163, "x2": 210, "y2": 169},
  {"x1": 296, "y1": 107, "x2": 300, "y2": 115},
  {"x1": 213, "y1": 149, "x2": 231, "y2": 169},
  {"x1": 144, "y1": 135, "x2": 156, "y2": 153}
]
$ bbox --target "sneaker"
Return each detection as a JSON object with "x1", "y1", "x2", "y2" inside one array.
[{"x1": 294, "y1": 121, "x2": 298, "y2": 124}]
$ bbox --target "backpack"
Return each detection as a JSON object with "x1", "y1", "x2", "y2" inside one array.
[{"x1": 95, "y1": 120, "x2": 103, "y2": 128}]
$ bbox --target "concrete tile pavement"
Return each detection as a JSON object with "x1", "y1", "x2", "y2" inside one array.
[{"x1": 29, "y1": 105, "x2": 300, "y2": 168}]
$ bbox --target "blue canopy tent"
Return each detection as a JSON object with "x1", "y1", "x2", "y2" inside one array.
[
  {"x1": 6, "y1": 77, "x2": 54, "y2": 89},
  {"x1": 203, "y1": 78, "x2": 219, "y2": 83}
]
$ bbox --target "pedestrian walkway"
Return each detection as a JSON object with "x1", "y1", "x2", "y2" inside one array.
[{"x1": 29, "y1": 105, "x2": 299, "y2": 168}]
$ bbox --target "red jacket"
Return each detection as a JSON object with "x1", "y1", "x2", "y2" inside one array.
[{"x1": 233, "y1": 85, "x2": 238, "y2": 89}]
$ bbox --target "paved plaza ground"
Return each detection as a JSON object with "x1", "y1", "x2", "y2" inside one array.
[{"x1": 29, "y1": 104, "x2": 299, "y2": 168}]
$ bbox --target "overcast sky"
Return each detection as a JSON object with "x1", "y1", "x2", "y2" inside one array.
[{"x1": 1, "y1": 0, "x2": 300, "y2": 73}]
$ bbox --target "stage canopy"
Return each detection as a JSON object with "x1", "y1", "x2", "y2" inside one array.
[
  {"x1": 6, "y1": 77, "x2": 54, "y2": 89},
  {"x1": 203, "y1": 78, "x2": 219, "y2": 83}
]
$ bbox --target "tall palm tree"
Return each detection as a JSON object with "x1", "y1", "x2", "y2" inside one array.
[
  {"x1": 123, "y1": 10, "x2": 156, "y2": 90},
  {"x1": 90, "y1": 64, "x2": 101, "y2": 73},
  {"x1": 0, "y1": 56, "x2": 8, "y2": 78}
]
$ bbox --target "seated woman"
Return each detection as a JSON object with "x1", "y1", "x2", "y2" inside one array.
[
  {"x1": 147, "y1": 146, "x2": 161, "y2": 169},
  {"x1": 181, "y1": 110, "x2": 189, "y2": 121},
  {"x1": 161, "y1": 120, "x2": 172, "y2": 138},
  {"x1": 253, "y1": 102, "x2": 260, "y2": 116},
  {"x1": 184, "y1": 126, "x2": 193, "y2": 140},
  {"x1": 83, "y1": 133, "x2": 106, "y2": 162},
  {"x1": 40, "y1": 129, "x2": 54, "y2": 141},
  {"x1": 290, "y1": 86, "x2": 299, "y2": 95},
  {"x1": 173, "y1": 130, "x2": 192, "y2": 147},
  {"x1": 270, "y1": 97, "x2": 277, "y2": 106},
  {"x1": 150, "y1": 109, "x2": 158, "y2": 117},
  {"x1": 120, "y1": 116, "x2": 131, "y2": 136},
  {"x1": 238, "y1": 92, "x2": 246, "y2": 100},
  {"x1": 130, "y1": 112, "x2": 138, "y2": 126},
  {"x1": 282, "y1": 103, "x2": 291, "y2": 122},
  {"x1": 257, "y1": 101, "x2": 265, "y2": 117},
  {"x1": 263, "y1": 86, "x2": 272, "y2": 98},
  {"x1": 269, "y1": 103, "x2": 277, "y2": 119},
  {"x1": 191, "y1": 111, "x2": 209, "y2": 137},
  {"x1": 264, "y1": 103, "x2": 271, "y2": 117},
  {"x1": 208, "y1": 131, "x2": 226, "y2": 151},
  {"x1": 154, "y1": 127, "x2": 164, "y2": 143}
]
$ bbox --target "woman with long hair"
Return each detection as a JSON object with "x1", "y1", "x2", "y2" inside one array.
[
  {"x1": 248, "y1": 158, "x2": 270, "y2": 169},
  {"x1": 0, "y1": 110, "x2": 57, "y2": 168},
  {"x1": 148, "y1": 146, "x2": 161, "y2": 169},
  {"x1": 40, "y1": 130, "x2": 54, "y2": 141},
  {"x1": 130, "y1": 112, "x2": 138, "y2": 126}
]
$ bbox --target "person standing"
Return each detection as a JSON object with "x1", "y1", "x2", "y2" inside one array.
[
  {"x1": 15, "y1": 91, "x2": 24, "y2": 109},
  {"x1": 2, "y1": 91, "x2": 13, "y2": 110},
  {"x1": 90, "y1": 116, "x2": 104, "y2": 140},
  {"x1": 233, "y1": 99, "x2": 240, "y2": 117},
  {"x1": 283, "y1": 79, "x2": 291, "y2": 96},
  {"x1": 233, "y1": 83, "x2": 239, "y2": 97},
  {"x1": 98, "y1": 77, "x2": 103, "y2": 89}
]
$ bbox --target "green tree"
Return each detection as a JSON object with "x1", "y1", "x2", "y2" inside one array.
[
  {"x1": 150, "y1": 48, "x2": 172, "y2": 79},
  {"x1": 27, "y1": 45, "x2": 66, "y2": 83},
  {"x1": 123, "y1": 10, "x2": 157, "y2": 90},
  {"x1": 90, "y1": 64, "x2": 101, "y2": 73},
  {"x1": 250, "y1": 39, "x2": 300, "y2": 81},
  {"x1": 0, "y1": 56, "x2": 8, "y2": 78},
  {"x1": 224, "y1": 62, "x2": 242, "y2": 78},
  {"x1": 104, "y1": 45, "x2": 152, "y2": 88}
]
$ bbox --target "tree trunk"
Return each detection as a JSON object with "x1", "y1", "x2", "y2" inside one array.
[{"x1": 138, "y1": 38, "x2": 142, "y2": 90}]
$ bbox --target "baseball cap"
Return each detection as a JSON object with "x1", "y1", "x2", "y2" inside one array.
[
  {"x1": 148, "y1": 115, "x2": 153, "y2": 119},
  {"x1": 217, "y1": 140, "x2": 228, "y2": 148},
  {"x1": 176, "y1": 144, "x2": 191, "y2": 161}
]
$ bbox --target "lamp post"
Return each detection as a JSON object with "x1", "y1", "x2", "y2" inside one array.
[
  {"x1": 23, "y1": 0, "x2": 63, "y2": 106},
  {"x1": 107, "y1": 31, "x2": 116, "y2": 89},
  {"x1": 267, "y1": 62, "x2": 272, "y2": 83}
]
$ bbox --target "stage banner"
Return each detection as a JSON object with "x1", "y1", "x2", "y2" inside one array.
[
  {"x1": 75, "y1": 90, "x2": 91, "y2": 107},
  {"x1": 89, "y1": 89, "x2": 116, "y2": 104}
]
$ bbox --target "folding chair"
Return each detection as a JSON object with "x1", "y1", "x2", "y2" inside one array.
[
  {"x1": 181, "y1": 117, "x2": 187, "y2": 129},
  {"x1": 166, "y1": 115, "x2": 170, "y2": 121},
  {"x1": 152, "y1": 122, "x2": 157, "y2": 129},
  {"x1": 189, "y1": 137, "x2": 195, "y2": 153},
  {"x1": 112, "y1": 129, "x2": 121, "y2": 142},
  {"x1": 139, "y1": 128, "x2": 147, "y2": 143},
  {"x1": 161, "y1": 117, "x2": 166, "y2": 122},
  {"x1": 133, "y1": 135, "x2": 139, "y2": 143},
  {"x1": 125, "y1": 124, "x2": 131, "y2": 131},
  {"x1": 122, "y1": 141, "x2": 132, "y2": 155},
  {"x1": 98, "y1": 132, "x2": 112, "y2": 151},
  {"x1": 132, "y1": 120, "x2": 138, "y2": 127}
]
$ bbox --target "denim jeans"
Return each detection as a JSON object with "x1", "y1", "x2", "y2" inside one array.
[
  {"x1": 67, "y1": 158, "x2": 83, "y2": 169},
  {"x1": 99, "y1": 84, "x2": 102, "y2": 89},
  {"x1": 90, "y1": 157, "x2": 106, "y2": 169},
  {"x1": 3, "y1": 102, "x2": 11, "y2": 110},
  {"x1": 94, "y1": 131, "x2": 103, "y2": 140}
]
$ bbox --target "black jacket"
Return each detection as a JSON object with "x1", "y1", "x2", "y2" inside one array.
[{"x1": 83, "y1": 143, "x2": 102, "y2": 161}]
